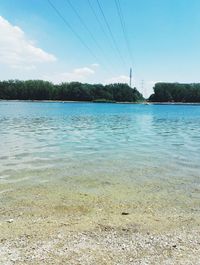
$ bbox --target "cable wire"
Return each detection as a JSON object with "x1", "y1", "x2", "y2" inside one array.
[
  {"x1": 87, "y1": 0, "x2": 112, "y2": 47},
  {"x1": 47, "y1": 0, "x2": 99, "y2": 61},
  {"x1": 114, "y1": 0, "x2": 134, "y2": 67},
  {"x1": 96, "y1": 0, "x2": 127, "y2": 68},
  {"x1": 87, "y1": 0, "x2": 122, "y2": 74},
  {"x1": 65, "y1": 0, "x2": 115, "y2": 75}
]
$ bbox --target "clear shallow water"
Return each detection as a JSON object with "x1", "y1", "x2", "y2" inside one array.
[{"x1": 0, "y1": 101, "x2": 200, "y2": 203}]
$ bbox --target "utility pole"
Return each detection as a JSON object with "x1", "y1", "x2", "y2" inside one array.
[
  {"x1": 141, "y1": 79, "x2": 144, "y2": 95},
  {"x1": 141, "y1": 79, "x2": 146, "y2": 99},
  {"x1": 129, "y1": 67, "x2": 132, "y2": 88}
]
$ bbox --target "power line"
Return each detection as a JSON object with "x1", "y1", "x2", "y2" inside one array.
[
  {"x1": 47, "y1": 0, "x2": 99, "y2": 61},
  {"x1": 87, "y1": 0, "x2": 122, "y2": 75},
  {"x1": 66, "y1": 0, "x2": 99, "y2": 47},
  {"x1": 114, "y1": 0, "x2": 134, "y2": 67},
  {"x1": 65, "y1": 0, "x2": 115, "y2": 75},
  {"x1": 96, "y1": 0, "x2": 127, "y2": 68},
  {"x1": 87, "y1": 0, "x2": 108, "y2": 43}
]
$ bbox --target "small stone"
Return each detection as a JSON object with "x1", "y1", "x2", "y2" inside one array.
[
  {"x1": 122, "y1": 228, "x2": 129, "y2": 232},
  {"x1": 7, "y1": 219, "x2": 14, "y2": 223},
  {"x1": 121, "y1": 212, "x2": 129, "y2": 215}
]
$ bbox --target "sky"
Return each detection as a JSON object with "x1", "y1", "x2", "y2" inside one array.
[{"x1": 0, "y1": 0, "x2": 200, "y2": 96}]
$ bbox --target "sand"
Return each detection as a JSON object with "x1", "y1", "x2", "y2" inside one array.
[{"x1": 0, "y1": 181, "x2": 200, "y2": 264}]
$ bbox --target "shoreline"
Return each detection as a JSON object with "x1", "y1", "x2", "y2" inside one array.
[
  {"x1": 0, "y1": 99, "x2": 139, "y2": 104},
  {"x1": 1, "y1": 99, "x2": 200, "y2": 105},
  {"x1": 149, "y1": 102, "x2": 200, "y2": 105}
]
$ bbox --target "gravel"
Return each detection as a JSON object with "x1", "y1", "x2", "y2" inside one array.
[{"x1": 1, "y1": 225, "x2": 200, "y2": 265}]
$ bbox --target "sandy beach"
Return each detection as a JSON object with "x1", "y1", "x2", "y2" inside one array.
[{"x1": 1, "y1": 181, "x2": 200, "y2": 265}]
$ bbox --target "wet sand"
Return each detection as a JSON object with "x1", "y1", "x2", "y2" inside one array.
[{"x1": 0, "y1": 181, "x2": 200, "y2": 264}]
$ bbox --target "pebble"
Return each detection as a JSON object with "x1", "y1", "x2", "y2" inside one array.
[
  {"x1": 7, "y1": 219, "x2": 14, "y2": 223},
  {"x1": 121, "y1": 212, "x2": 129, "y2": 215}
]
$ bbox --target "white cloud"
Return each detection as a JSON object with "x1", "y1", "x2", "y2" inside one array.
[
  {"x1": 74, "y1": 67, "x2": 94, "y2": 76},
  {"x1": 44, "y1": 66, "x2": 95, "y2": 84},
  {"x1": 91, "y1": 63, "x2": 100, "y2": 68},
  {"x1": 105, "y1": 75, "x2": 129, "y2": 84},
  {"x1": 0, "y1": 16, "x2": 56, "y2": 69}
]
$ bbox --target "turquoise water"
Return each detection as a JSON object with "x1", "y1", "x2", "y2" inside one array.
[
  {"x1": 1, "y1": 102, "x2": 200, "y2": 265},
  {"x1": 0, "y1": 101, "x2": 200, "y2": 200}
]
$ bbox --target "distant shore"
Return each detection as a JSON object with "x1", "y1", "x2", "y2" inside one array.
[
  {"x1": 0, "y1": 99, "x2": 140, "y2": 104},
  {"x1": 149, "y1": 102, "x2": 200, "y2": 105},
  {"x1": 1, "y1": 99, "x2": 200, "y2": 105}
]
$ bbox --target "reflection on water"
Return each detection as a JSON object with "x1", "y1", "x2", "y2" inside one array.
[{"x1": 0, "y1": 102, "x2": 200, "y2": 210}]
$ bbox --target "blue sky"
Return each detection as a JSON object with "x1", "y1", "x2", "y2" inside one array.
[{"x1": 0, "y1": 0, "x2": 200, "y2": 96}]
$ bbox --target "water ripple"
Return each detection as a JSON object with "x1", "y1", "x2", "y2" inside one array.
[{"x1": 0, "y1": 102, "x2": 200, "y2": 197}]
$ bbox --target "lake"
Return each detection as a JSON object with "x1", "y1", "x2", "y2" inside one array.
[{"x1": 0, "y1": 101, "x2": 200, "y2": 231}]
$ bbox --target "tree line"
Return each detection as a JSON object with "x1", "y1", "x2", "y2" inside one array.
[
  {"x1": 0, "y1": 80, "x2": 143, "y2": 102},
  {"x1": 149, "y1": 82, "x2": 200, "y2": 102}
]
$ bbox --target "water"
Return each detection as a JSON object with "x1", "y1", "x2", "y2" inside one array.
[{"x1": 0, "y1": 101, "x2": 200, "y2": 230}]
